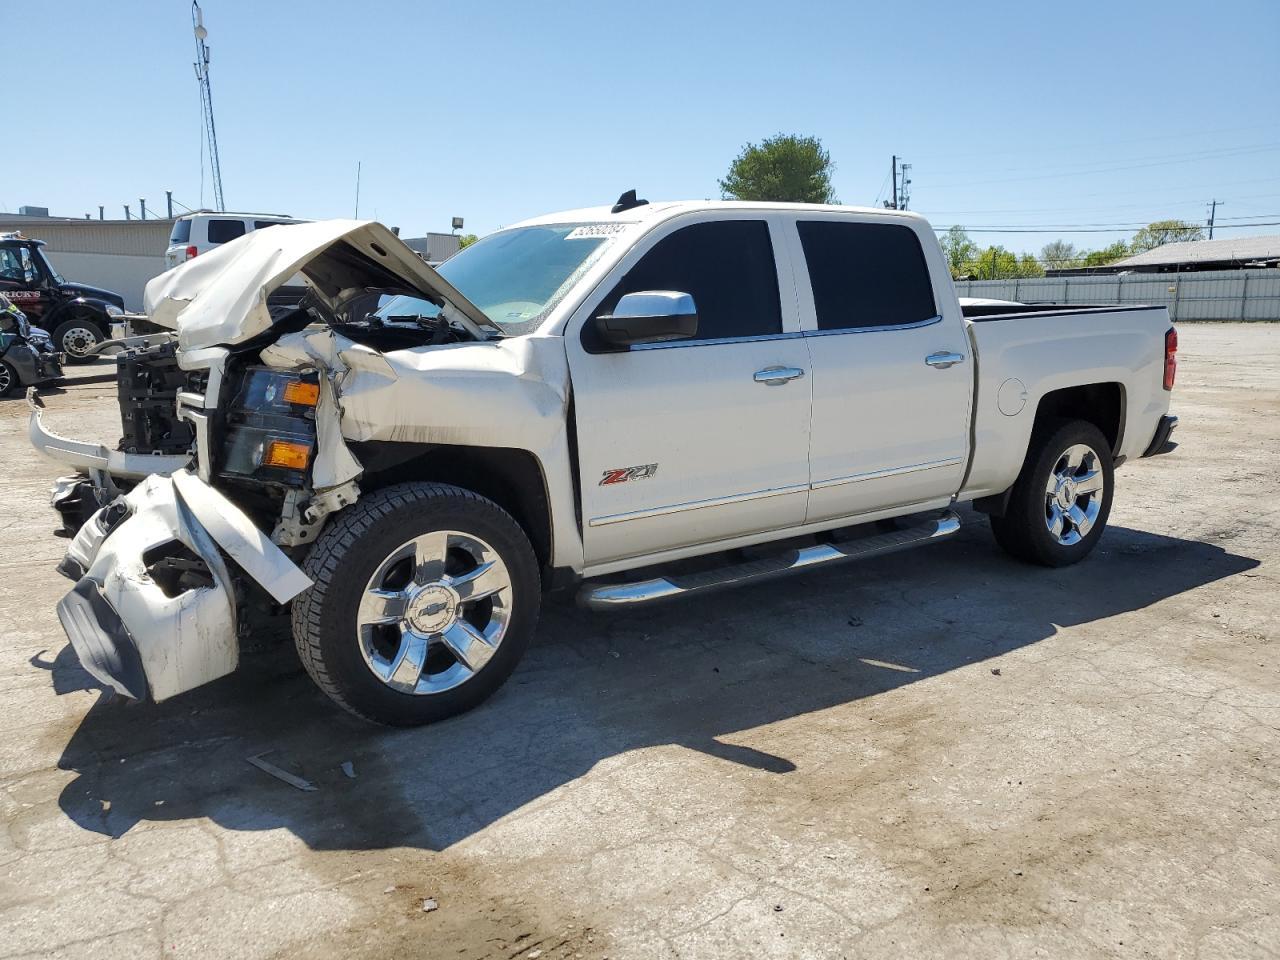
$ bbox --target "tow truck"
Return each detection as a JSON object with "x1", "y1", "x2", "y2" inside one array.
[{"x1": 0, "y1": 232, "x2": 126, "y2": 362}]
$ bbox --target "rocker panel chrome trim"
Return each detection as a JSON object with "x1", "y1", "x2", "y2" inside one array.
[{"x1": 578, "y1": 511, "x2": 961, "y2": 609}]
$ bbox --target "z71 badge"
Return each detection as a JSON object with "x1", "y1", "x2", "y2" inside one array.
[{"x1": 599, "y1": 463, "x2": 658, "y2": 485}]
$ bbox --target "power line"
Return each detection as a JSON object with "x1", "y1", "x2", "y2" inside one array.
[{"x1": 933, "y1": 221, "x2": 1280, "y2": 235}]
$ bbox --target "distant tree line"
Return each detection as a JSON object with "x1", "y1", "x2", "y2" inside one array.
[
  {"x1": 943, "y1": 220, "x2": 1205, "y2": 280},
  {"x1": 717, "y1": 133, "x2": 1207, "y2": 280}
]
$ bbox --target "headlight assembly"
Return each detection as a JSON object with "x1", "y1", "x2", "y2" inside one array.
[
  {"x1": 105, "y1": 304, "x2": 125, "y2": 317},
  {"x1": 219, "y1": 367, "x2": 320, "y2": 486}
]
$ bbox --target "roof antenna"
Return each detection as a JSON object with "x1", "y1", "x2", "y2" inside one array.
[{"x1": 611, "y1": 189, "x2": 649, "y2": 214}]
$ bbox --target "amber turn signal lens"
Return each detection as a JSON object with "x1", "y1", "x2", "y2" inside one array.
[
  {"x1": 263, "y1": 439, "x2": 312, "y2": 470},
  {"x1": 282, "y1": 380, "x2": 320, "y2": 406}
]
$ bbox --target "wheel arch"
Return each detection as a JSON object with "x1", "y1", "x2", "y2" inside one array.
[
  {"x1": 1031, "y1": 381, "x2": 1126, "y2": 455},
  {"x1": 974, "y1": 381, "x2": 1124, "y2": 519},
  {"x1": 350, "y1": 441, "x2": 554, "y2": 574},
  {"x1": 46, "y1": 298, "x2": 112, "y2": 334}
]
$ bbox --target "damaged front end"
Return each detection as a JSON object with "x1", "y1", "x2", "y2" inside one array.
[
  {"x1": 57, "y1": 470, "x2": 312, "y2": 701},
  {"x1": 33, "y1": 219, "x2": 521, "y2": 704}
]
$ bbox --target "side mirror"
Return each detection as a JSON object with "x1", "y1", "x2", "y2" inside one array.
[{"x1": 594, "y1": 291, "x2": 698, "y2": 348}]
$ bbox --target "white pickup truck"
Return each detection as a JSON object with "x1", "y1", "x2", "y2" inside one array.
[{"x1": 30, "y1": 196, "x2": 1179, "y2": 725}]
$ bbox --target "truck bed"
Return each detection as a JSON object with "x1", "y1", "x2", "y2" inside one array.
[{"x1": 958, "y1": 303, "x2": 1172, "y2": 501}]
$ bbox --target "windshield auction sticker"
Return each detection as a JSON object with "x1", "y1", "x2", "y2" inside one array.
[{"x1": 565, "y1": 224, "x2": 629, "y2": 240}]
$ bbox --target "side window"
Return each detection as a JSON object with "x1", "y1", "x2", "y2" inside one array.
[
  {"x1": 254, "y1": 220, "x2": 295, "y2": 230},
  {"x1": 0, "y1": 248, "x2": 23, "y2": 282},
  {"x1": 797, "y1": 221, "x2": 937, "y2": 330},
  {"x1": 207, "y1": 219, "x2": 247, "y2": 244},
  {"x1": 592, "y1": 220, "x2": 781, "y2": 345}
]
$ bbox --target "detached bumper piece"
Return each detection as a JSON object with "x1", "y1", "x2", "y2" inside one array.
[
  {"x1": 54, "y1": 470, "x2": 312, "y2": 703},
  {"x1": 1142, "y1": 415, "x2": 1179, "y2": 458}
]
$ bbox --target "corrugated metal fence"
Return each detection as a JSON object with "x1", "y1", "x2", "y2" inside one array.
[{"x1": 955, "y1": 268, "x2": 1280, "y2": 321}]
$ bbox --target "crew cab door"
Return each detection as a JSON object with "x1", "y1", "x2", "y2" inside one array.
[
  {"x1": 786, "y1": 216, "x2": 972, "y2": 523},
  {"x1": 566, "y1": 215, "x2": 812, "y2": 570}
]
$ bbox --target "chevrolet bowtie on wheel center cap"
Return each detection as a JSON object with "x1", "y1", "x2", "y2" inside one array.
[
  {"x1": 356, "y1": 528, "x2": 514, "y2": 697},
  {"x1": 1044, "y1": 442, "x2": 1105, "y2": 546}
]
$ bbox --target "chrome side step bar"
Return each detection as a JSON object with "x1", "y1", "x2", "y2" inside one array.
[{"x1": 577, "y1": 511, "x2": 961, "y2": 610}]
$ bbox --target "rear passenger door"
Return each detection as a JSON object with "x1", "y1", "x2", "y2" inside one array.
[
  {"x1": 789, "y1": 217, "x2": 972, "y2": 523},
  {"x1": 567, "y1": 216, "x2": 812, "y2": 570}
]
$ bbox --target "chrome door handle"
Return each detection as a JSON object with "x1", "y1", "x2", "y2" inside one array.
[
  {"x1": 754, "y1": 366, "x2": 806, "y2": 385},
  {"x1": 925, "y1": 352, "x2": 965, "y2": 369}
]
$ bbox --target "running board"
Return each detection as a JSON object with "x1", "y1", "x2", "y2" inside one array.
[{"x1": 577, "y1": 511, "x2": 961, "y2": 610}]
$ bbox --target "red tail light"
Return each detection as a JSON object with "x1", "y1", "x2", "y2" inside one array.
[
  {"x1": 185, "y1": 245, "x2": 198, "y2": 261},
  {"x1": 1163, "y1": 327, "x2": 1177, "y2": 390}
]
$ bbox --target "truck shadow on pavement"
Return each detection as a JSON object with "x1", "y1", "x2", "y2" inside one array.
[{"x1": 50, "y1": 518, "x2": 1259, "y2": 851}]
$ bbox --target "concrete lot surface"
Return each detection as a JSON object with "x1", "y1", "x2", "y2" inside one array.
[{"x1": 0, "y1": 324, "x2": 1276, "y2": 959}]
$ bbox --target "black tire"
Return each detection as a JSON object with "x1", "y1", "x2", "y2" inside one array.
[
  {"x1": 51, "y1": 316, "x2": 107, "y2": 364},
  {"x1": 989, "y1": 418, "x2": 1115, "y2": 567},
  {"x1": 292, "y1": 482, "x2": 541, "y2": 726},
  {"x1": 0, "y1": 359, "x2": 17, "y2": 397}
]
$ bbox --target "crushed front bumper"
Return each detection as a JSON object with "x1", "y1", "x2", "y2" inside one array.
[{"x1": 57, "y1": 470, "x2": 312, "y2": 702}]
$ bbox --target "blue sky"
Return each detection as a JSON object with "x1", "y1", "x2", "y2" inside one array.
[{"x1": 4, "y1": 1, "x2": 1278, "y2": 256}]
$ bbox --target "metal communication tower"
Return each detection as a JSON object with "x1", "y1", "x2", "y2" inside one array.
[{"x1": 192, "y1": 2, "x2": 225, "y2": 211}]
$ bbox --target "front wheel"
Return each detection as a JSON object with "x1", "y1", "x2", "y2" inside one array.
[
  {"x1": 51, "y1": 317, "x2": 106, "y2": 364},
  {"x1": 989, "y1": 419, "x2": 1115, "y2": 567},
  {"x1": 292, "y1": 482, "x2": 541, "y2": 726},
  {"x1": 0, "y1": 359, "x2": 17, "y2": 397}
]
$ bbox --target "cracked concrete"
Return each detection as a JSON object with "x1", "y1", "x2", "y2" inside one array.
[{"x1": 0, "y1": 323, "x2": 1276, "y2": 959}]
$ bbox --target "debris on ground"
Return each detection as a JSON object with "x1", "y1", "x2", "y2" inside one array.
[
  {"x1": 991, "y1": 668, "x2": 1002, "y2": 676},
  {"x1": 341, "y1": 761, "x2": 357, "y2": 779},
  {"x1": 383, "y1": 885, "x2": 396, "y2": 894},
  {"x1": 422, "y1": 898, "x2": 438, "y2": 912},
  {"x1": 246, "y1": 752, "x2": 318, "y2": 792}
]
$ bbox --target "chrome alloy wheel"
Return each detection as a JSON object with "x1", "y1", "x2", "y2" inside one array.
[
  {"x1": 0, "y1": 363, "x2": 11, "y2": 395},
  {"x1": 61, "y1": 326, "x2": 99, "y2": 358},
  {"x1": 1044, "y1": 443, "x2": 1106, "y2": 546},
  {"x1": 356, "y1": 531, "x2": 513, "y2": 695}
]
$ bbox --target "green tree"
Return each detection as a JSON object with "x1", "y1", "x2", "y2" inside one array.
[
  {"x1": 1130, "y1": 219, "x2": 1203, "y2": 253},
  {"x1": 1080, "y1": 240, "x2": 1131, "y2": 267},
  {"x1": 963, "y1": 245, "x2": 1045, "y2": 280},
  {"x1": 1040, "y1": 239, "x2": 1078, "y2": 271},
  {"x1": 719, "y1": 134, "x2": 837, "y2": 204},
  {"x1": 458, "y1": 233, "x2": 479, "y2": 249},
  {"x1": 941, "y1": 226, "x2": 978, "y2": 277}
]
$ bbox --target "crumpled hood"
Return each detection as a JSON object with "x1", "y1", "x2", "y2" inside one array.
[{"x1": 142, "y1": 219, "x2": 490, "y2": 351}]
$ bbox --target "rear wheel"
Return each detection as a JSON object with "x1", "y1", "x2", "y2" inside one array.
[
  {"x1": 51, "y1": 317, "x2": 106, "y2": 364},
  {"x1": 292, "y1": 482, "x2": 541, "y2": 726},
  {"x1": 0, "y1": 360, "x2": 16, "y2": 397},
  {"x1": 989, "y1": 419, "x2": 1114, "y2": 567}
]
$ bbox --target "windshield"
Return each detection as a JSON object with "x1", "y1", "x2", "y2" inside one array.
[
  {"x1": 34, "y1": 248, "x2": 64, "y2": 284},
  {"x1": 431, "y1": 223, "x2": 617, "y2": 335}
]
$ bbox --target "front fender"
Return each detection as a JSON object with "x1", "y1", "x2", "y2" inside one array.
[{"x1": 44, "y1": 297, "x2": 113, "y2": 333}]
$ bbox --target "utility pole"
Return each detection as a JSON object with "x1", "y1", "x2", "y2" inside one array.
[
  {"x1": 898, "y1": 162, "x2": 912, "y2": 211},
  {"x1": 354, "y1": 161, "x2": 362, "y2": 218},
  {"x1": 139, "y1": 198, "x2": 147, "y2": 220},
  {"x1": 166, "y1": 190, "x2": 174, "y2": 219},
  {"x1": 890, "y1": 155, "x2": 898, "y2": 210},
  {"x1": 192, "y1": 2, "x2": 226, "y2": 211},
  {"x1": 124, "y1": 205, "x2": 132, "y2": 220},
  {"x1": 1206, "y1": 199, "x2": 1221, "y2": 240},
  {"x1": 98, "y1": 205, "x2": 104, "y2": 221}
]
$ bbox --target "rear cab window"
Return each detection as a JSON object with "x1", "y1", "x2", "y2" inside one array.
[
  {"x1": 797, "y1": 220, "x2": 937, "y2": 330},
  {"x1": 207, "y1": 219, "x2": 247, "y2": 244},
  {"x1": 589, "y1": 219, "x2": 781, "y2": 349},
  {"x1": 169, "y1": 219, "x2": 192, "y2": 245}
]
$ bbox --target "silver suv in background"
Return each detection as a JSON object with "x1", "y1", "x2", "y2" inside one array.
[{"x1": 165, "y1": 212, "x2": 305, "y2": 268}]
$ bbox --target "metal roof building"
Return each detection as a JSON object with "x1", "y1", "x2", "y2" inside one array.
[
  {"x1": 0, "y1": 213, "x2": 172, "y2": 310},
  {"x1": 1104, "y1": 235, "x2": 1280, "y2": 273}
]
